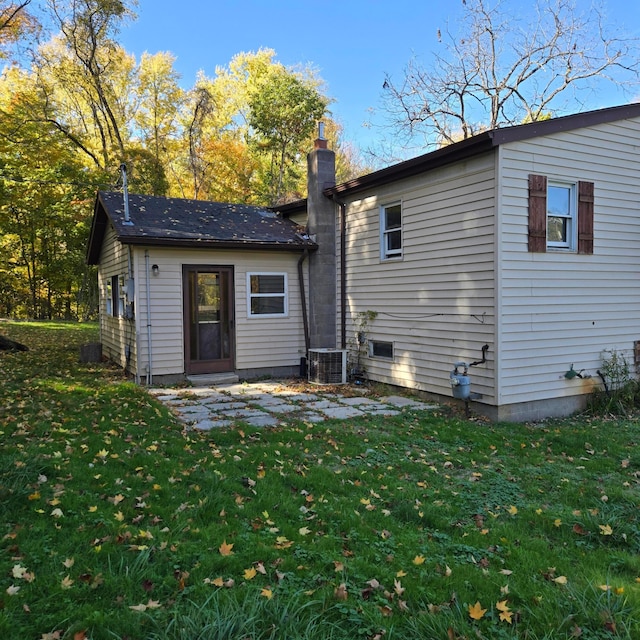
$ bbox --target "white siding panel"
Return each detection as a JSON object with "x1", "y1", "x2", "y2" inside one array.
[
  {"x1": 497, "y1": 117, "x2": 640, "y2": 404},
  {"x1": 341, "y1": 153, "x2": 497, "y2": 400},
  {"x1": 98, "y1": 225, "x2": 136, "y2": 375}
]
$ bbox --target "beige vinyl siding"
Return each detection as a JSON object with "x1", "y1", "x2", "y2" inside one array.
[
  {"x1": 98, "y1": 225, "x2": 135, "y2": 373},
  {"x1": 133, "y1": 247, "x2": 307, "y2": 378},
  {"x1": 341, "y1": 153, "x2": 497, "y2": 399},
  {"x1": 497, "y1": 117, "x2": 640, "y2": 404}
]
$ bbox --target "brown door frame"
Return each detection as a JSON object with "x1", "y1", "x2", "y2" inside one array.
[{"x1": 183, "y1": 265, "x2": 235, "y2": 375}]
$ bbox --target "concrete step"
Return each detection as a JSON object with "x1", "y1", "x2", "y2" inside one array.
[{"x1": 187, "y1": 372, "x2": 239, "y2": 386}]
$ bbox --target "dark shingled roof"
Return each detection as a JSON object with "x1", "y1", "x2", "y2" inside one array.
[{"x1": 87, "y1": 191, "x2": 317, "y2": 264}]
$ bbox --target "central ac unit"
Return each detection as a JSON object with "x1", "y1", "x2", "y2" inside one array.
[{"x1": 308, "y1": 348, "x2": 348, "y2": 385}]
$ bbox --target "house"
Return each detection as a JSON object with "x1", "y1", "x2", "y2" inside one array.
[
  {"x1": 87, "y1": 102, "x2": 640, "y2": 421},
  {"x1": 86, "y1": 192, "x2": 317, "y2": 384}
]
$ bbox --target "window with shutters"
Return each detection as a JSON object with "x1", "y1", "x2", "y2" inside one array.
[{"x1": 528, "y1": 174, "x2": 594, "y2": 254}]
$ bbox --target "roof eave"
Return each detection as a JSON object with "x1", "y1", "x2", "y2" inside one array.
[
  {"x1": 324, "y1": 133, "x2": 495, "y2": 197},
  {"x1": 118, "y1": 236, "x2": 318, "y2": 252}
]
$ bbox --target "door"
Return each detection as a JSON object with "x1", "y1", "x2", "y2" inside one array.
[{"x1": 183, "y1": 266, "x2": 234, "y2": 374}]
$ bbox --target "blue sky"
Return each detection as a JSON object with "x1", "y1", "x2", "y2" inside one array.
[{"x1": 119, "y1": 0, "x2": 640, "y2": 153}]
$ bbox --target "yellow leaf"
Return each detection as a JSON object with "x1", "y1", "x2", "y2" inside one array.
[
  {"x1": 62, "y1": 558, "x2": 75, "y2": 569},
  {"x1": 243, "y1": 567, "x2": 257, "y2": 580},
  {"x1": 599, "y1": 524, "x2": 613, "y2": 536},
  {"x1": 553, "y1": 576, "x2": 568, "y2": 585},
  {"x1": 615, "y1": 587, "x2": 625, "y2": 595},
  {"x1": 298, "y1": 526, "x2": 312, "y2": 536},
  {"x1": 553, "y1": 518, "x2": 562, "y2": 527},
  {"x1": 360, "y1": 498, "x2": 371, "y2": 505},
  {"x1": 496, "y1": 600, "x2": 513, "y2": 624},
  {"x1": 212, "y1": 577, "x2": 224, "y2": 587},
  {"x1": 396, "y1": 570, "x2": 407, "y2": 577},
  {"x1": 468, "y1": 601, "x2": 487, "y2": 620},
  {"x1": 507, "y1": 505, "x2": 518, "y2": 515},
  {"x1": 88, "y1": 505, "x2": 98, "y2": 513},
  {"x1": 261, "y1": 587, "x2": 273, "y2": 600},
  {"x1": 28, "y1": 492, "x2": 40, "y2": 501},
  {"x1": 114, "y1": 511, "x2": 125, "y2": 522},
  {"x1": 599, "y1": 584, "x2": 611, "y2": 591},
  {"x1": 219, "y1": 540, "x2": 234, "y2": 556},
  {"x1": 333, "y1": 561, "x2": 345, "y2": 572},
  {"x1": 60, "y1": 575, "x2": 74, "y2": 590},
  {"x1": 112, "y1": 494, "x2": 125, "y2": 505},
  {"x1": 413, "y1": 555, "x2": 425, "y2": 565}
]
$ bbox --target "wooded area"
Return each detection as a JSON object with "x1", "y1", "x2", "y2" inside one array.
[{"x1": 0, "y1": 0, "x2": 364, "y2": 320}]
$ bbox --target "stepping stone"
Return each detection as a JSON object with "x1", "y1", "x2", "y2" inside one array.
[
  {"x1": 321, "y1": 406, "x2": 364, "y2": 419},
  {"x1": 338, "y1": 397, "x2": 380, "y2": 406},
  {"x1": 192, "y1": 418, "x2": 233, "y2": 430}
]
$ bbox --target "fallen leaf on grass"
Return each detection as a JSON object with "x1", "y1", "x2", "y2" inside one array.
[
  {"x1": 468, "y1": 601, "x2": 487, "y2": 620},
  {"x1": 243, "y1": 567, "x2": 257, "y2": 580},
  {"x1": 334, "y1": 583, "x2": 348, "y2": 601},
  {"x1": 129, "y1": 599, "x2": 161, "y2": 612},
  {"x1": 60, "y1": 575, "x2": 74, "y2": 590},
  {"x1": 496, "y1": 600, "x2": 513, "y2": 623},
  {"x1": 261, "y1": 587, "x2": 273, "y2": 600},
  {"x1": 219, "y1": 540, "x2": 234, "y2": 556},
  {"x1": 413, "y1": 555, "x2": 425, "y2": 565},
  {"x1": 599, "y1": 524, "x2": 613, "y2": 536}
]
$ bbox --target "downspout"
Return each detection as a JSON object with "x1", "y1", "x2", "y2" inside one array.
[
  {"x1": 333, "y1": 197, "x2": 347, "y2": 349},
  {"x1": 126, "y1": 246, "x2": 139, "y2": 383},
  {"x1": 298, "y1": 248, "x2": 310, "y2": 354},
  {"x1": 144, "y1": 250, "x2": 153, "y2": 385}
]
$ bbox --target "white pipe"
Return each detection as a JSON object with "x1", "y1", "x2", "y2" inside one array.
[
  {"x1": 145, "y1": 250, "x2": 153, "y2": 385},
  {"x1": 120, "y1": 163, "x2": 133, "y2": 226}
]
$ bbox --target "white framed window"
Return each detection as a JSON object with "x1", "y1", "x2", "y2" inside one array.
[
  {"x1": 547, "y1": 181, "x2": 577, "y2": 250},
  {"x1": 247, "y1": 273, "x2": 288, "y2": 317},
  {"x1": 369, "y1": 340, "x2": 394, "y2": 360},
  {"x1": 380, "y1": 202, "x2": 402, "y2": 260},
  {"x1": 106, "y1": 275, "x2": 124, "y2": 317}
]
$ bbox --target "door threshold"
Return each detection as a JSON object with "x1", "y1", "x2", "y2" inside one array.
[{"x1": 187, "y1": 372, "x2": 240, "y2": 386}]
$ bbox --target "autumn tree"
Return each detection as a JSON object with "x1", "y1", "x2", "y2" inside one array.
[
  {"x1": 0, "y1": 68, "x2": 96, "y2": 318},
  {"x1": 382, "y1": 0, "x2": 640, "y2": 149},
  {"x1": 35, "y1": 0, "x2": 136, "y2": 170},
  {"x1": 0, "y1": 1, "x2": 38, "y2": 60},
  {"x1": 249, "y1": 66, "x2": 327, "y2": 204}
]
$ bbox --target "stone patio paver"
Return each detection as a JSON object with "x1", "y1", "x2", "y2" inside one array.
[{"x1": 151, "y1": 380, "x2": 439, "y2": 430}]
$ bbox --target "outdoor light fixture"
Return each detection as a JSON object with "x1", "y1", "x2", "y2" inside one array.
[{"x1": 152, "y1": 264, "x2": 159, "y2": 276}]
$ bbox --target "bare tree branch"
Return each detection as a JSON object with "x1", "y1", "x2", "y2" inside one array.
[{"x1": 381, "y1": 0, "x2": 640, "y2": 152}]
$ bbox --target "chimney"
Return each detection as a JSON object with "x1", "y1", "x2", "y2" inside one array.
[{"x1": 307, "y1": 123, "x2": 337, "y2": 349}]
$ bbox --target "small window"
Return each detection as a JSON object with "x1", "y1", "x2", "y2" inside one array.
[
  {"x1": 547, "y1": 182, "x2": 576, "y2": 250},
  {"x1": 105, "y1": 277, "x2": 113, "y2": 316},
  {"x1": 380, "y1": 202, "x2": 402, "y2": 260},
  {"x1": 369, "y1": 340, "x2": 394, "y2": 359},
  {"x1": 247, "y1": 273, "x2": 287, "y2": 317}
]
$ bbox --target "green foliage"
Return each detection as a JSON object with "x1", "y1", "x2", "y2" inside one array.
[
  {"x1": 1, "y1": 322, "x2": 639, "y2": 639},
  {"x1": 587, "y1": 349, "x2": 640, "y2": 416}
]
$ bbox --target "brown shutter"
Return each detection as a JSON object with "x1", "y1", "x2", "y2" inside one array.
[
  {"x1": 528, "y1": 174, "x2": 547, "y2": 253},
  {"x1": 577, "y1": 181, "x2": 594, "y2": 255}
]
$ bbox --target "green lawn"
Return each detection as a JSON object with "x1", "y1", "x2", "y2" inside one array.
[{"x1": 1, "y1": 320, "x2": 639, "y2": 640}]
